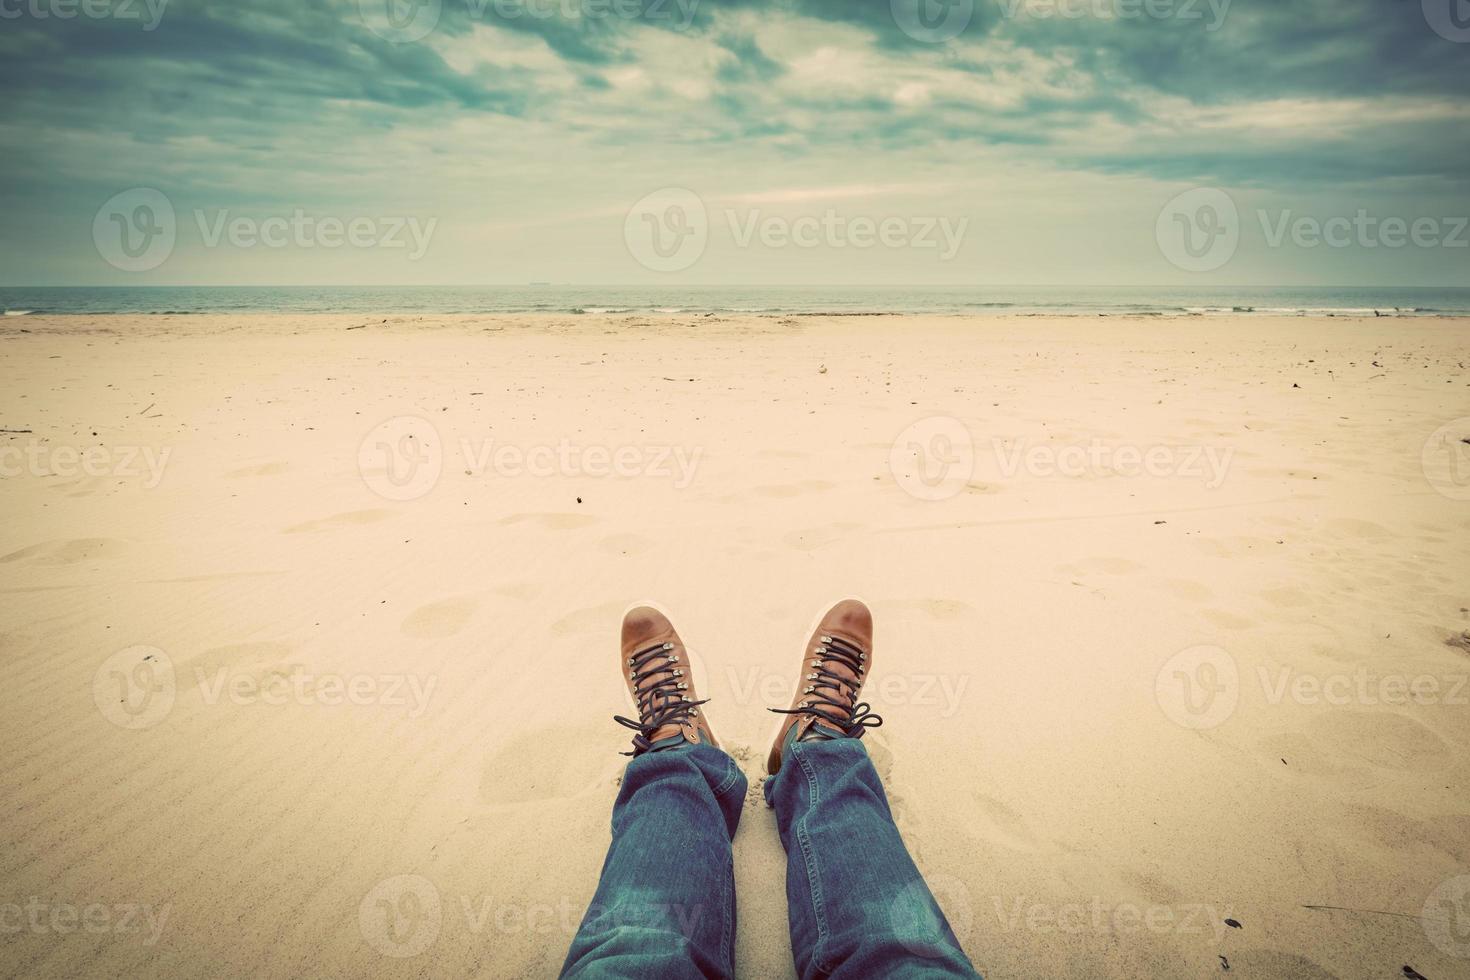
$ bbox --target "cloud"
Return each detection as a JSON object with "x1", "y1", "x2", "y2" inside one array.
[{"x1": 1, "y1": 0, "x2": 1466, "y2": 284}]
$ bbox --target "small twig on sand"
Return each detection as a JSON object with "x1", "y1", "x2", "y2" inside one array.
[
  {"x1": 1300, "y1": 904, "x2": 1425, "y2": 922},
  {"x1": 136, "y1": 402, "x2": 155, "y2": 416},
  {"x1": 0, "y1": 428, "x2": 32, "y2": 434}
]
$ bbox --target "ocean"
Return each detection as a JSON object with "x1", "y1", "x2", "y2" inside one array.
[{"x1": 2, "y1": 285, "x2": 1468, "y2": 317}]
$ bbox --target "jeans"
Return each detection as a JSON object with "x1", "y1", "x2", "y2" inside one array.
[{"x1": 560, "y1": 739, "x2": 981, "y2": 979}]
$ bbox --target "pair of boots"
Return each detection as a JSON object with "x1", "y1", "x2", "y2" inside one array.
[{"x1": 615, "y1": 599, "x2": 882, "y2": 774}]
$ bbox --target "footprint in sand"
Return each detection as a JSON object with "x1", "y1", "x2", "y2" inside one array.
[
  {"x1": 598, "y1": 533, "x2": 653, "y2": 555},
  {"x1": 1344, "y1": 804, "x2": 1470, "y2": 863},
  {"x1": 477, "y1": 723, "x2": 613, "y2": 804},
  {"x1": 1076, "y1": 556, "x2": 1143, "y2": 575},
  {"x1": 967, "y1": 791, "x2": 1040, "y2": 853},
  {"x1": 227, "y1": 461, "x2": 289, "y2": 478},
  {"x1": 0, "y1": 537, "x2": 128, "y2": 564},
  {"x1": 1191, "y1": 535, "x2": 1277, "y2": 559},
  {"x1": 1324, "y1": 517, "x2": 1392, "y2": 539},
  {"x1": 493, "y1": 582, "x2": 539, "y2": 600},
  {"x1": 782, "y1": 523, "x2": 861, "y2": 551},
  {"x1": 1156, "y1": 578, "x2": 1213, "y2": 601},
  {"x1": 1201, "y1": 608, "x2": 1257, "y2": 631},
  {"x1": 1212, "y1": 951, "x2": 1336, "y2": 979},
  {"x1": 47, "y1": 475, "x2": 106, "y2": 497},
  {"x1": 184, "y1": 641, "x2": 297, "y2": 690},
  {"x1": 1115, "y1": 870, "x2": 1184, "y2": 907},
  {"x1": 1259, "y1": 586, "x2": 1312, "y2": 609},
  {"x1": 753, "y1": 480, "x2": 836, "y2": 498},
  {"x1": 283, "y1": 509, "x2": 392, "y2": 533},
  {"x1": 1304, "y1": 711, "x2": 1451, "y2": 772},
  {"x1": 498, "y1": 512, "x2": 598, "y2": 530},
  {"x1": 401, "y1": 597, "x2": 478, "y2": 639},
  {"x1": 551, "y1": 601, "x2": 626, "y2": 636},
  {"x1": 891, "y1": 598, "x2": 974, "y2": 620}
]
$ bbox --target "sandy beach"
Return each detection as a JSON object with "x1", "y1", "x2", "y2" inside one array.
[{"x1": 1, "y1": 311, "x2": 1467, "y2": 979}]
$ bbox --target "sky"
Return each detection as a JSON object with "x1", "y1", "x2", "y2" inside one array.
[{"x1": 1, "y1": 0, "x2": 1468, "y2": 286}]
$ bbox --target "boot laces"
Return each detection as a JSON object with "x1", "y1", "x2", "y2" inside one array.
[
  {"x1": 613, "y1": 641, "x2": 708, "y2": 756},
  {"x1": 769, "y1": 634, "x2": 882, "y2": 738}
]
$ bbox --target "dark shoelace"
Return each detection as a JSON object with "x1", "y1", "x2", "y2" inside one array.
[
  {"x1": 769, "y1": 634, "x2": 883, "y2": 738},
  {"x1": 613, "y1": 641, "x2": 709, "y2": 756}
]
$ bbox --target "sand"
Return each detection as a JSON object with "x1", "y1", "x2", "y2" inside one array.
[{"x1": 1, "y1": 311, "x2": 1467, "y2": 979}]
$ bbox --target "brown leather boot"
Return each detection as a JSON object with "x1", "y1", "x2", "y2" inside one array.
[
  {"x1": 614, "y1": 605, "x2": 718, "y2": 756},
  {"x1": 766, "y1": 598, "x2": 883, "y2": 774}
]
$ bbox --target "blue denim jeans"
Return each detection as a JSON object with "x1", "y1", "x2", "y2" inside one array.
[{"x1": 560, "y1": 740, "x2": 981, "y2": 979}]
